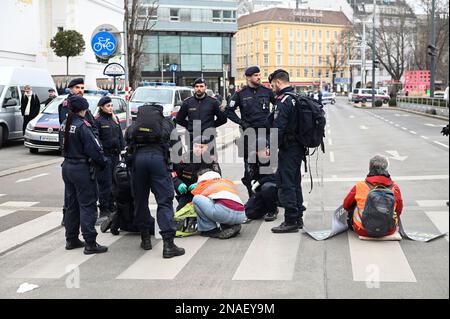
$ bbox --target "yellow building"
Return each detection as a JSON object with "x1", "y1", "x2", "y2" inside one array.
[{"x1": 235, "y1": 7, "x2": 353, "y2": 92}]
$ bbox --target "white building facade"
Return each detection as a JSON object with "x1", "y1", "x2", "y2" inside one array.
[{"x1": 0, "y1": 0, "x2": 124, "y2": 89}]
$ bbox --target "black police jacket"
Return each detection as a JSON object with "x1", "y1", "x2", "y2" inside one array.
[
  {"x1": 267, "y1": 86, "x2": 300, "y2": 149},
  {"x1": 225, "y1": 85, "x2": 276, "y2": 129},
  {"x1": 248, "y1": 159, "x2": 277, "y2": 185},
  {"x1": 61, "y1": 114, "x2": 106, "y2": 169},
  {"x1": 176, "y1": 95, "x2": 227, "y2": 133},
  {"x1": 94, "y1": 112, "x2": 125, "y2": 155},
  {"x1": 58, "y1": 94, "x2": 98, "y2": 136},
  {"x1": 172, "y1": 151, "x2": 221, "y2": 194}
]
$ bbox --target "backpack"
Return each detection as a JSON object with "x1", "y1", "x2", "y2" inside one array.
[
  {"x1": 132, "y1": 104, "x2": 164, "y2": 144},
  {"x1": 361, "y1": 183, "x2": 396, "y2": 237},
  {"x1": 174, "y1": 203, "x2": 198, "y2": 238},
  {"x1": 283, "y1": 92, "x2": 326, "y2": 151}
]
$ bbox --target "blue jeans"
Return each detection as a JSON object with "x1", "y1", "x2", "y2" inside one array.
[{"x1": 193, "y1": 195, "x2": 246, "y2": 232}]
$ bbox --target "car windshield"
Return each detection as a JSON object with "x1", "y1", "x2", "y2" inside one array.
[
  {"x1": 43, "y1": 95, "x2": 101, "y2": 114},
  {"x1": 131, "y1": 88, "x2": 173, "y2": 104}
]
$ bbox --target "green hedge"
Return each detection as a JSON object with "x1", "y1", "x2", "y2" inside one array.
[{"x1": 389, "y1": 98, "x2": 397, "y2": 107}]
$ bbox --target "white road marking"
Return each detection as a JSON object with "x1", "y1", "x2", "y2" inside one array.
[
  {"x1": 0, "y1": 201, "x2": 39, "y2": 208},
  {"x1": 328, "y1": 139, "x2": 333, "y2": 146},
  {"x1": 425, "y1": 123, "x2": 440, "y2": 127},
  {"x1": 348, "y1": 232, "x2": 416, "y2": 283},
  {"x1": 433, "y1": 141, "x2": 449, "y2": 149},
  {"x1": 330, "y1": 151, "x2": 335, "y2": 163},
  {"x1": 410, "y1": 131, "x2": 417, "y2": 135},
  {"x1": 395, "y1": 124, "x2": 400, "y2": 127},
  {"x1": 9, "y1": 232, "x2": 123, "y2": 279},
  {"x1": 315, "y1": 175, "x2": 448, "y2": 183},
  {"x1": 416, "y1": 200, "x2": 448, "y2": 207},
  {"x1": 16, "y1": 173, "x2": 49, "y2": 183},
  {"x1": 233, "y1": 222, "x2": 301, "y2": 281},
  {"x1": 117, "y1": 236, "x2": 208, "y2": 280},
  {"x1": 389, "y1": 121, "x2": 394, "y2": 124},
  {"x1": 0, "y1": 209, "x2": 15, "y2": 218},
  {"x1": 349, "y1": 115, "x2": 355, "y2": 119},
  {"x1": 0, "y1": 212, "x2": 61, "y2": 255},
  {"x1": 421, "y1": 136, "x2": 429, "y2": 140},
  {"x1": 359, "y1": 125, "x2": 368, "y2": 130},
  {"x1": 401, "y1": 127, "x2": 408, "y2": 130},
  {"x1": 0, "y1": 194, "x2": 5, "y2": 197},
  {"x1": 425, "y1": 211, "x2": 449, "y2": 243},
  {"x1": 386, "y1": 150, "x2": 408, "y2": 161}
]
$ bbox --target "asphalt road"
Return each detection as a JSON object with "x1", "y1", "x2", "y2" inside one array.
[{"x1": 0, "y1": 97, "x2": 448, "y2": 299}]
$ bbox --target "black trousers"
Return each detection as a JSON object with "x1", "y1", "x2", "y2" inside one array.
[
  {"x1": 276, "y1": 146, "x2": 304, "y2": 223},
  {"x1": 23, "y1": 115, "x2": 34, "y2": 135},
  {"x1": 245, "y1": 182, "x2": 278, "y2": 220}
]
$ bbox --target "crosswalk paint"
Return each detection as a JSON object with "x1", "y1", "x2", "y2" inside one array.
[
  {"x1": 9, "y1": 232, "x2": 123, "y2": 279},
  {"x1": 348, "y1": 232, "x2": 416, "y2": 283},
  {"x1": 0, "y1": 194, "x2": 5, "y2": 197},
  {"x1": 0, "y1": 201, "x2": 39, "y2": 208},
  {"x1": 117, "y1": 236, "x2": 208, "y2": 280},
  {"x1": 0, "y1": 211, "x2": 62, "y2": 255},
  {"x1": 233, "y1": 222, "x2": 301, "y2": 281},
  {"x1": 425, "y1": 211, "x2": 449, "y2": 243},
  {"x1": 0, "y1": 209, "x2": 15, "y2": 218},
  {"x1": 416, "y1": 200, "x2": 448, "y2": 207}
]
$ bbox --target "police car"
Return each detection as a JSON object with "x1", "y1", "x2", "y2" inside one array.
[
  {"x1": 24, "y1": 94, "x2": 127, "y2": 153},
  {"x1": 129, "y1": 85, "x2": 193, "y2": 120}
]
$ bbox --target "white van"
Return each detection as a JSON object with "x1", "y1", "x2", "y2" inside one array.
[{"x1": 0, "y1": 67, "x2": 56, "y2": 148}]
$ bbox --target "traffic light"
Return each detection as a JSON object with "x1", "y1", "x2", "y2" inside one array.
[
  {"x1": 427, "y1": 44, "x2": 437, "y2": 57},
  {"x1": 373, "y1": 60, "x2": 380, "y2": 69}
]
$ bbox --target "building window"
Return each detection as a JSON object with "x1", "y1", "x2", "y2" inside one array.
[
  {"x1": 57, "y1": 26, "x2": 64, "y2": 32},
  {"x1": 264, "y1": 27, "x2": 269, "y2": 40},
  {"x1": 170, "y1": 8, "x2": 180, "y2": 21},
  {"x1": 326, "y1": 31, "x2": 330, "y2": 40},
  {"x1": 311, "y1": 56, "x2": 315, "y2": 66},
  {"x1": 289, "y1": 55, "x2": 294, "y2": 66},
  {"x1": 264, "y1": 54, "x2": 269, "y2": 65},
  {"x1": 289, "y1": 41, "x2": 294, "y2": 53},
  {"x1": 289, "y1": 69, "x2": 293, "y2": 76},
  {"x1": 318, "y1": 56, "x2": 322, "y2": 65},
  {"x1": 304, "y1": 68, "x2": 309, "y2": 77},
  {"x1": 311, "y1": 69, "x2": 315, "y2": 78},
  {"x1": 318, "y1": 43, "x2": 322, "y2": 53},
  {"x1": 202, "y1": 55, "x2": 222, "y2": 71},
  {"x1": 296, "y1": 41, "x2": 301, "y2": 54},
  {"x1": 318, "y1": 30, "x2": 322, "y2": 39},
  {"x1": 296, "y1": 30, "x2": 301, "y2": 40},
  {"x1": 202, "y1": 37, "x2": 222, "y2": 54},
  {"x1": 289, "y1": 29, "x2": 294, "y2": 40},
  {"x1": 181, "y1": 36, "x2": 201, "y2": 54},
  {"x1": 304, "y1": 30, "x2": 308, "y2": 39},
  {"x1": 311, "y1": 43, "x2": 315, "y2": 55},
  {"x1": 276, "y1": 28, "x2": 282, "y2": 38},
  {"x1": 264, "y1": 69, "x2": 269, "y2": 77},
  {"x1": 304, "y1": 42, "x2": 308, "y2": 54},
  {"x1": 311, "y1": 30, "x2": 315, "y2": 41},
  {"x1": 296, "y1": 68, "x2": 301, "y2": 78},
  {"x1": 223, "y1": 10, "x2": 236, "y2": 22},
  {"x1": 159, "y1": 36, "x2": 180, "y2": 53},
  {"x1": 326, "y1": 70, "x2": 330, "y2": 77},
  {"x1": 334, "y1": 31, "x2": 338, "y2": 40},
  {"x1": 181, "y1": 54, "x2": 202, "y2": 71},
  {"x1": 296, "y1": 55, "x2": 301, "y2": 65},
  {"x1": 326, "y1": 43, "x2": 330, "y2": 55},
  {"x1": 276, "y1": 54, "x2": 282, "y2": 66},
  {"x1": 213, "y1": 10, "x2": 221, "y2": 22},
  {"x1": 263, "y1": 41, "x2": 269, "y2": 53},
  {"x1": 276, "y1": 41, "x2": 282, "y2": 52}
]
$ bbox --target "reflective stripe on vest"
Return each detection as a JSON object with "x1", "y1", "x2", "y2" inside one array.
[{"x1": 191, "y1": 179, "x2": 238, "y2": 197}]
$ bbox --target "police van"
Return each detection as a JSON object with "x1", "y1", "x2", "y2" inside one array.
[
  {"x1": 129, "y1": 85, "x2": 193, "y2": 120},
  {"x1": 0, "y1": 67, "x2": 56, "y2": 148}
]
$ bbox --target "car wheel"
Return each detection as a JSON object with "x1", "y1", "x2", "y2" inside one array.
[
  {"x1": 0, "y1": 126, "x2": 4, "y2": 149},
  {"x1": 331, "y1": 99, "x2": 336, "y2": 104},
  {"x1": 383, "y1": 99, "x2": 389, "y2": 104},
  {"x1": 29, "y1": 148, "x2": 39, "y2": 154}
]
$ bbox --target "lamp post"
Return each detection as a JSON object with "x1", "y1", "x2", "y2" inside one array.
[
  {"x1": 429, "y1": 0, "x2": 436, "y2": 97},
  {"x1": 371, "y1": 0, "x2": 376, "y2": 107}
]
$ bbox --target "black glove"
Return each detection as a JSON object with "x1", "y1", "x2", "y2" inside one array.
[{"x1": 441, "y1": 125, "x2": 449, "y2": 136}]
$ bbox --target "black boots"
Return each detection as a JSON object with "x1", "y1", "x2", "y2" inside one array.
[
  {"x1": 163, "y1": 238, "x2": 185, "y2": 259},
  {"x1": 100, "y1": 211, "x2": 119, "y2": 235},
  {"x1": 140, "y1": 231, "x2": 152, "y2": 250},
  {"x1": 271, "y1": 222, "x2": 300, "y2": 233},
  {"x1": 65, "y1": 238, "x2": 85, "y2": 250},
  {"x1": 264, "y1": 209, "x2": 279, "y2": 222},
  {"x1": 84, "y1": 242, "x2": 108, "y2": 255}
]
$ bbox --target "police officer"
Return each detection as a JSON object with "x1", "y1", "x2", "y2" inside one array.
[
  {"x1": 172, "y1": 135, "x2": 221, "y2": 211},
  {"x1": 176, "y1": 78, "x2": 227, "y2": 156},
  {"x1": 94, "y1": 96, "x2": 125, "y2": 222},
  {"x1": 267, "y1": 69, "x2": 305, "y2": 233},
  {"x1": 61, "y1": 95, "x2": 108, "y2": 254},
  {"x1": 126, "y1": 103, "x2": 185, "y2": 258},
  {"x1": 224, "y1": 66, "x2": 276, "y2": 197},
  {"x1": 58, "y1": 78, "x2": 97, "y2": 227},
  {"x1": 43, "y1": 88, "x2": 57, "y2": 106}
]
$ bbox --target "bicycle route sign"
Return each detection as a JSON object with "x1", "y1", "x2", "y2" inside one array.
[{"x1": 91, "y1": 31, "x2": 117, "y2": 59}]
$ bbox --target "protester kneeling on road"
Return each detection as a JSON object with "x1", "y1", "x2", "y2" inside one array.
[
  {"x1": 191, "y1": 170, "x2": 246, "y2": 239},
  {"x1": 245, "y1": 138, "x2": 278, "y2": 222},
  {"x1": 342, "y1": 155, "x2": 404, "y2": 238}
]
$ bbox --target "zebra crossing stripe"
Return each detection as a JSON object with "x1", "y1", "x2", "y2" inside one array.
[
  {"x1": 117, "y1": 236, "x2": 208, "y2": 280},
  {"x1": 233, "y1": 221, "x2": 301, "y2": 281},
  {"x1": 425, "y1": 211, "x2": 449, "y2": 243},
  {"x1": 347, "y1": 232, "x2": 417, "y2": 283},
  {"x1": 9, "y1": 232, "x2": 123, "y2": 279},
  {"x1": 0, "y1": 201, "x2": 39, "y2": 208},
  {"x1": 0, "y1": 209, "x2": 15, "y2": 218},
  {"x1": 416, "y1": 200, "x2": 448, "y2": 207},
  {"x1": 0, "y1": 212, "x2": 61, "y2": 255}
]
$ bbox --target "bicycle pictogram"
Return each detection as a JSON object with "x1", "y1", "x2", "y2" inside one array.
[{"x1": 93, "y1": 37, "x2": 116, "y2": 53}]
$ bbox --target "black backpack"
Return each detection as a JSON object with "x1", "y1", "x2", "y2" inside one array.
[
  {"x1": 361, "y1": 183, "x2": 396, "y2": 237},
  {"x1": 284, "y1": 92, "x2": 326, "y2": 151},
  {"x1": 132, "y1": 104, "x2": 164, "y2": 144}
]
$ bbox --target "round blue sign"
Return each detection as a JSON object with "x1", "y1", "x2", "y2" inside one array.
[
  {"x1": 170, "y1": 64, "x2": 178, "y2": 72},
  {"x1": 91, "y1": 31, "x2": 117, "y2": 58}
]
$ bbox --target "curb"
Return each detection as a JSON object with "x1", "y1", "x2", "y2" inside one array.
[
  {"x1": 351, "y1": 103, "x2": 449, "y2": 121},
  {"x1": 0, "y1": 158, "x2": 63, "y2": 178}
]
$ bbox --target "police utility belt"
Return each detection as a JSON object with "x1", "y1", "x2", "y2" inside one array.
[{"x1": 64, "y1": 158, "x2": 89, "y2": 164}]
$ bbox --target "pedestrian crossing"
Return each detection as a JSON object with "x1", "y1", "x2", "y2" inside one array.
[{"x1": 0, "y1": 198, "x2": 448, "y2": 286}]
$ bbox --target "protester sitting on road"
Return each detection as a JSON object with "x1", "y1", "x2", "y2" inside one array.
[
  {"x1": 191, "y1": 170, "x2": 246, "y2": 239},
  {"x1": 342, "y1": 155, "x2": 404, "y2": 238},
  {"x1": 245, "y1": 137, "x2": 278, "y2": 222},
  {"x1": 172, "y1": 135, "x2": 221, "y2": 211}
]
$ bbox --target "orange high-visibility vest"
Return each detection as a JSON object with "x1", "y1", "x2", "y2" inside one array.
[
  {"x1": 191, "y1": 179, "x2": 238, "y2": 197},
  {"x1": 353, "y1": 182, "x2": 398, "y2": 233}
]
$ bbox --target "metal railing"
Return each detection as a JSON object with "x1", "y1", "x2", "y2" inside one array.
[{"x1": 396, "y1": 96, "x2": 448, "y2": 108}]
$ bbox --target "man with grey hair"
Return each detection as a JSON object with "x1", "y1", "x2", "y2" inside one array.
[
  {"x1": 20, "y1": 85, "x2": 41, "y2": 134},
  {"x1": 343, "y1": 154, "x2": 404, "y2": 237}
]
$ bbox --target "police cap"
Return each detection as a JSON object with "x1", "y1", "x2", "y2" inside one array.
[
  {"x1": 193, "y1": 78, "x2": 206, "y2": 86},
  {"x1": 245, "y1": 66, "x2": 261, "y2": 77},
  {"x1": 68, "y1": 78, "x2": 84, "y2": 88},
  {"x1": 97, "y1": 96, "x2": 112, "y2": 106},
  {"x1": 68, "y1": 95, "x2": 89, "y2": 113},
  {"x1": 48, "y1": 88, "x2": 55, "y2": 93}
]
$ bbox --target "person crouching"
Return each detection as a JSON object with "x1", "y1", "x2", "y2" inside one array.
[{"x1": 191, "y1": 170, "x2": 246, "y2": 239}]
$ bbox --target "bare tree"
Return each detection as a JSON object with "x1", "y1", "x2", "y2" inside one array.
[
  {"x1": 326, "y1": 28, "x2": 356, "y2": 92},
  {"x1": 124, "y1": 0, "x2": 158, "y2": 89}
]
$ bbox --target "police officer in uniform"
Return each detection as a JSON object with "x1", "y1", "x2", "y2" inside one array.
[
  {"x1": 61, "y1": 95, "x2": 108, "y2": 254},
  {"x1": 126, "y1": 103, "x2": 185, "y2": 258},
  {"x1": 268, "y1": 69, "x2": 305, "y2": 233},
  {"x1": 172, "y1": 135, "x2": 221, "y2": 211},
  {"x1": 94, "y1": 96, "x2": 125, "y2": 222},
  {"x1": 176, "y1": 78, "x2": 227, "y2": 156},
  {"x1": 224, "y1": 66, "x2": 276, "y2": 197}
]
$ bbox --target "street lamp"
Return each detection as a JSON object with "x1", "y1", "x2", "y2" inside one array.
[
  {"x1": 161, "y1": 62, "x2": 170, "y2": 82},
  {"x1": 429, "y1": 0, "x2": 437, "y2": 97},
  {"x1": 371, "y1": 0, "x2": 376, "y2": 107}
]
